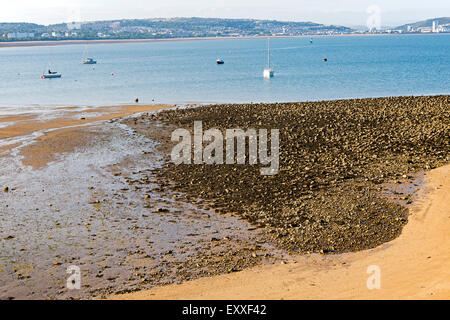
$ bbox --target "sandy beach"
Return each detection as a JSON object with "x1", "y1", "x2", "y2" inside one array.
[
  {"x1": 0, "y1": 97, "x2": 448, "y2": 300},
  {"x1": 114, "y1": 163, "x2": 450, "y2": 299}
]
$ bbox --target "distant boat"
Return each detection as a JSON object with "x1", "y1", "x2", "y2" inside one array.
[
  {"x1": 82, "y1": 57, "x2": 97, "y2": 65},
  {"x1": 42, "y1": 71, "x2": 62, "y2": 79},
  {"x1": 263, "y1": 38, "x2": 274, "y2": 79},
  {"x1": 216, "y1": 59, "x2": 224, "y2": 64},
  {"x1": 42, "y1": 49, "x2": 61, "y2": 79},
  {"x1": 82, "y1": 44, "x2": 97, "y2": 64},
  {"x1": 310, "y1": 38, "x2": 313, "y2": 44}
]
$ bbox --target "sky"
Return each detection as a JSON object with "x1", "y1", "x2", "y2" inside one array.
[{"x1": 1, "y1": 0, "x2": 449, "y2": 27}]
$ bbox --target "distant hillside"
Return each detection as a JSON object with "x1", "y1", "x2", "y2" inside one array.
[
  {"x1": 396, "y1": 17, "x2": 450, "y2": 32},
  {"x1": 0, "y1": 22, "x2": 46, "y2": 33},
  {"x1": 0, "y1": 17, "x2": 353, "y2": 41}
]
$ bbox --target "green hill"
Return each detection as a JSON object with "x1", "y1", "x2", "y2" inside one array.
[
  {"x1": 396, "y1": 17, "x2": 450, "y2": 31},
  {"x1": 0, "y1": 17, "x2": 353, "y2": 41}
]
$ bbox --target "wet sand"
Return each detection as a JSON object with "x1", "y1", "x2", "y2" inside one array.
[
  {"x1": 0, "y1": 104, "x2": 171, "y2": 140},
  {"x1": 0, "y1": 105, "x2": 173, "y2": 168},
  {"x1": 0, "y1": 104, "x2": 287, "y2": 299},
  {"x1": 113, "y1": 163, "x2": 450, "y2": 300}
]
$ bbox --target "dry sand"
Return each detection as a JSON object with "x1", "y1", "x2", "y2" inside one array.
[{"x1": 112, "y1": 164, "x2": 450, "y2": 300}]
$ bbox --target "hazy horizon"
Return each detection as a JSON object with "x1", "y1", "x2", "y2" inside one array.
[{"x1": 1, "y1": 0, "x2": 449, "y2": 28}]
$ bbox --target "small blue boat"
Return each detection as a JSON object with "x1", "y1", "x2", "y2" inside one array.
[{"x1": 82, "y1": 58, "x2": 97, "y2": 65}]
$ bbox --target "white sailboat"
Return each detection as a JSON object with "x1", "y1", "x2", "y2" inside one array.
[
  {"x1": 263, "y1": 38, "x2": 274, "y2": 79},
  {"x1": 42, "y1": 71, "x2": 62, "y2": 79},
  {"x1": 81, "y1": 43, "x2": 97, "y2": 64},
  {"x1": 41, "y1": 49, "x2": 62, "y2": 79}
]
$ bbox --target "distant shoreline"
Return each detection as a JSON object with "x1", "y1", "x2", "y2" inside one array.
[{"x1": 1, "y1": 32, "x2": 448, "y2": 48}]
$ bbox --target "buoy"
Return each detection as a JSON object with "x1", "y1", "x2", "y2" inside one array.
[
  {"x1": 41, "y1": 76, "x2": 44, "y2": 79},
  {"x1": 135, "y1": 98, "x2": 139, "y2": 103},
  {"x1": 111, "y1": 72, "x2": 114, "y2": 76}
]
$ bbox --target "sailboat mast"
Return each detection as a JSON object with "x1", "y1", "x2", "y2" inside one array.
[
  {"x1": 47, "y1": 47, "x2": 51, "y2": 72},
  {"x1": 263, "y1": 37, "x2": 274, "y2": 78}
]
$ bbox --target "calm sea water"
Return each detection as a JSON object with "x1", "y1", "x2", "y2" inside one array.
[{"x1": 0, "y1": 34, "x2": 449, "y2": 109}]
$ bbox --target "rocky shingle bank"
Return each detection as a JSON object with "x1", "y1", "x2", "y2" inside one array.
[{"x1": 130, "y1": 96, "x2": 449, "y2": 254}]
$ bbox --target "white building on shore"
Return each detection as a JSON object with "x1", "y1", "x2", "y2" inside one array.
[
  {"x1": 7, "y1": 32, "x2": 34, "y2": 39},
  {"x1": 432, "y1": 21, "x2": 439, "y2": 33}
]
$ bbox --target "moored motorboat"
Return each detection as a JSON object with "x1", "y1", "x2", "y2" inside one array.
[
  {"x1": 216, "y1": 59, "x2": 224, "y2": 64},
  {"x1": 82, "y1": 57, "x2": 97, "y2": 64}
]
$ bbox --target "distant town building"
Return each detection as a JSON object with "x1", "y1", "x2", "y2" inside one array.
[
  {"x1": 418, "y1": 27, "x2": 432, "y2": 33},
  {"x1": 63, "y1": 31, "x2": 77, "y2": 37},
  {"x1": 432, "y1": 21, "x2": 438, "y2": 33},
  {"x1": 440, "y1": 23, "x2": 450, "y2": 32},
  {"x1": 7, "y1": 32, "x2": 34, "y2": 39}
]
